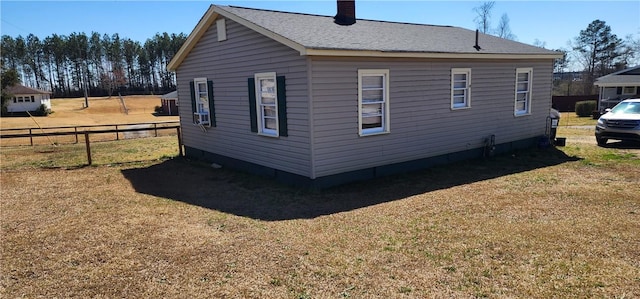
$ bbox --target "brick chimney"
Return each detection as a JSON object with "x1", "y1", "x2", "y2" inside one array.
[{"x1": 334, "y1": 0, "x2": 356, "y2": 26}]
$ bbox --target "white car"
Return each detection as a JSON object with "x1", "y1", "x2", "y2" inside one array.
[{"x1": 595, "y1": 98, "x2": 640, "y2": 146}]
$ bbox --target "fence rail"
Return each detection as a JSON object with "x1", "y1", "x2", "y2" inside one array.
[
  {"x1": 1, "y1": 121, "x2": 180, "y2": 146},
  {"x1": 1, "y1": 122, "x2": 183, "y2": 165}
]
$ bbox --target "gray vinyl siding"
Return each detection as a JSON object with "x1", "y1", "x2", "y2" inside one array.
[
  {"x1": 309, "y1": 57, "x2": 554, "y2": 177},
  {"x1": 175, "y1": 17, "x2": 311, "y2": 177}
]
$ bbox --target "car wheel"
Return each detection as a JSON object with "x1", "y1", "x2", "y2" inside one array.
[{"x1": 596, "y1": 137, "x2": 608, "y2": 146}]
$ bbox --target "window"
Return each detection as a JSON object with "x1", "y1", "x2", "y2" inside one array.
[
  {"x1": 515, "y1": 68, "x2": 533, "y2": 116},
  {"x1": 248, "y1": 73, "x2": 287, "y2": 137},
  {"x1": 216, "y1": 19, "x2": 227, "y2": 41},
  {"x1": 451, "y1": 68, "x2": 471, "y2": 109},
  {"x1": 30, "y1": 96, "x2": 35, "y2": 103},
  {"x1": 189, "y1": 78, "x2": 215, "y2": 127},
  {"x1": 358, "y1": 69, "x2": 390, "y2": 136},
  {"x1": 623, "y1": 86, "x2": 636, "y2": 95}
]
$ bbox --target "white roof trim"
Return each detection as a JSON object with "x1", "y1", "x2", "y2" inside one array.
[
  {"x1": 303, "y1": 48, "x2": 563, "y2": 59},
  {"x1": 594, "y1": 82, "x2": 640, "y2": 87},
  {"x1": 214, "y1": 6, "x2": 307, "y2": 55},
  {"x1": 168, "y1": 6, "x2": 219, "y2": 71},
  {"x1": 168, "y1": 5, "x2": 306, "y2": 71}
]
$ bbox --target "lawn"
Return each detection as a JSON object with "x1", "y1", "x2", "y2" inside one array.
[
  {"x1": 0, "y1": 95, "x2": 178, "y2": 129},
  {"x1": 1, "y1": 125, "x2": 639, "y2": 298}
]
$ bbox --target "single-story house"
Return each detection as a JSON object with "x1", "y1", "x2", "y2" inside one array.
[
  {"x1": 5, "y1": 84, "x2": 52, "y2": 113},
  {"x1": 594, "y1": 65, "x2": 640, "y2": 111},
  {"x1": 160, "y1": 91, "x2": 179, "y2": 115},
  {"x1": 167, "y1": 1, "x2": 562, "y2": 188}
]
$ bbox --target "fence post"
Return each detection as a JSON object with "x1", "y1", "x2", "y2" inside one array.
[
  {"x1": 154, "y1": 123, "x2": 158, "y2": 137},
  {"x1": 177, "y1": 127, "x2": 183, "y2": 157},
  {"x1": 29, "y1": 128, "x2": 33, "y2": 146},
  {"x1": 115, "y1": 125, "x2": 119, "y2": 140},
  {"x1": 84, "y1": 132, "x2": 92, "y2": 165},
  {"x1": 74, "y1": 127, "x2": 78, "y2": 143}
]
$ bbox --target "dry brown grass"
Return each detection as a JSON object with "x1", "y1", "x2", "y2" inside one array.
[
  {"x1": 1, "y1": 96, "x2": 179, "y2": 147},
  {"x1": 0, "y1": 95, "x2": 178, "y2": 129},
  {"x1": 1, "y1": 126, "x2": 639, "y2": 298}
]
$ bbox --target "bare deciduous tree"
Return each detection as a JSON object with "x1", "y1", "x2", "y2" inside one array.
[
  {"x1": 496, "y1": 13, "x2": 516, "y2": 40},
  {"x1": 473, "y1": 1, "x2": 495, "y2": 34}
]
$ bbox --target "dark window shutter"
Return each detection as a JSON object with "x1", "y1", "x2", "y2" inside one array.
[
  {"x1": 189, "y1": 81, "x2": 196, "y2": 123},
  {"x1": 207, "y1": 80, "x2": 216, "y2": 127},
  {"x1": 276, "y1": 76, "x2": 287, "y2": 137},
  {"x1": 247, "y1": 78, "x2": 258, "y2": 132}
]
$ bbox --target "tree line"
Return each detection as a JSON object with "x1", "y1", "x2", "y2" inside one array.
[{"x1": 1, "y1": 32, "x2": 187, "y2": 97}]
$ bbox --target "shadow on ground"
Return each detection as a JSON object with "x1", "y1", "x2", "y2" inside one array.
[{"x1": 121, "y1": 148, "x2": 581, "y2": 221}]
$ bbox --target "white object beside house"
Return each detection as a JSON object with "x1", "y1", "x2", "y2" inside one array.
[
  {"x1": 167, "y1": 1, "x2": 563, "y2": 188},
  {"x1": 5, "y1": 84, "x2": 52, "y2": 113}
]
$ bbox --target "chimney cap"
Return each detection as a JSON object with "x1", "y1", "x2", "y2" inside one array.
[{"x1": 334, "y1": 0, "x2": 356, "y2": 26}]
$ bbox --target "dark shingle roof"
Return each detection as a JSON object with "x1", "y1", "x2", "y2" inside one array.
[
  {"x1": 220, "y1": 6, "x2": 556, "y2": 55},
  {"x1": 168, "y1": 5, "x2": 561, "y2": 71}
]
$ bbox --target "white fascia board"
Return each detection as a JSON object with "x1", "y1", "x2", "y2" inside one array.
[
  {"x1": 213, "y1": 6, "x2": 307, "y2": 55},
  {"x1": 167, "y1": 5, "x2": 219, "y2": 71},
  {"x1": 302, "y1": 48, "x2": 564, "y2": 60}
]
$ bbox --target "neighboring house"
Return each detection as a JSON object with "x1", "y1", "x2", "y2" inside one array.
[
  {"x1": 160, "y1": 91, "x2": 179, "y2": 115},
  {"x1": 594, "y1": 66, "x2": 640, "y2": 111},
  {"x1": 5, "y1": 84, "x2": 52, "y2": 113},
  {"x1": 167, "y1": 2, "x2": 562, "y2": 188}
]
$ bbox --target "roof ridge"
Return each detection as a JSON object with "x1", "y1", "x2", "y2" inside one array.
[{"x1": 223, "y1": 5, "x2": 454, "y2": 29}]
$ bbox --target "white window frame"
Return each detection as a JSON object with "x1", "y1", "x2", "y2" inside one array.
[
  {"x1": 193, "y1": 77, "x2": 210, "y2": 126},
  {"x1": 216, "y1": 19, "x2": 227, "y2": 41},
  {"x1": 514, "y1": 68, "x2": 533, "y2": 116},
  {"x1": 451, "y1": 68, "x2": 471, "y2": 110},
  {"x1": 254, "y1": 72, "x2": 278, "y2": 137},
  {"x1": 358, "y1": 69, "x2": 390, "y2": 136}
]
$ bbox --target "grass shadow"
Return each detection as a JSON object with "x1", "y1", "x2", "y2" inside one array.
[{"x1": 121, "y1": 147, "x2": 581, "y2": 221}]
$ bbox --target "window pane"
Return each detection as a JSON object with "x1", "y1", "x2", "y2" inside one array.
[
  {"x1": 453, "y1": 73, "x2": 467, "y2": 81},
  {"x1": 265, "y1": 118, "x2": 277, "y2": 130},
  {"x1": 454, "y1": 81, "x2": 467, "y2": 89},
  {"x1": 517, "y1": 93, "x2": 527, "y2": 101},
  {"x1": 362, "y1": 103, "x2": 382, "y2": 116},
  {"x1": 362, "y1": 75, "x2": 383, "y2": 88},
  {"x1": 261, "y1": 96, "x2": 276, "y2": 104},
  {"x1": 362, "y1": 89, "x2": 383, "y2": 102},
  {"x1": 516, "y1": 101, "x2": 526, "y2": 111},
  {"x1": 517, "y1": 82, "x2": 528, "y2": 92},
  {"x1": 517, "y1": 72, "x2": 529, "y2": 81},
  {"x1": 263, "y1": 106, "x2": 276, "y2": 117},
  {"x1": 453, "y1": 95, "x2": 465, "y2": 104},
  {"x1": 260, "y1": 78, "x2": 275, "y2": 95}
]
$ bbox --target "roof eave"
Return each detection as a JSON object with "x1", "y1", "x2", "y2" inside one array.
[
  {"x1": 594, "y1": 81, "x2": 640, "y2": 87},
  {"x1": 168, "y1": 5, "x2": 220, "y2": 72},
  {"x1": 302, "y1": 48, "x2": 563, "y2": 60}
]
